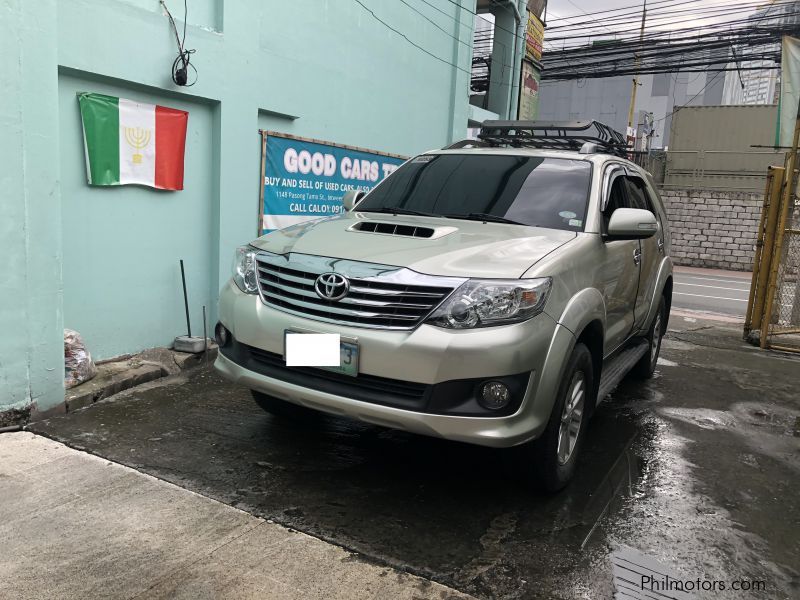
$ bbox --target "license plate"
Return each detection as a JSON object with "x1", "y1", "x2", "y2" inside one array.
[{"x1": 283, "y1": 329, "x2": 359, "y2": 377}]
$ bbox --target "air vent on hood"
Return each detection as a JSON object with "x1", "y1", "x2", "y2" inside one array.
[
  {"x1": 348, "y1": 220, "x2": 458, "y2": 240},
  {"x1": 351, "y1": 221, "x2": 435, "y2": 238}
]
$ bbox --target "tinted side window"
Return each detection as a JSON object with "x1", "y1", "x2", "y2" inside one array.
[
  {"x1": 625, "y1": 177, "x2": 653, "y2": 211},
  {"x1": 606, "y1": 176, "x2": 629, "y2": 213}
]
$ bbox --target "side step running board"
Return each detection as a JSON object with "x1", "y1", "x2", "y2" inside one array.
[{"x1": 597, "y1": 341, "x2": 648, "y2": 402}]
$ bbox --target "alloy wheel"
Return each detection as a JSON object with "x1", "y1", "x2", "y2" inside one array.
[{"x1": 557, "y1": 371, "x2": 585, "y2": 465}]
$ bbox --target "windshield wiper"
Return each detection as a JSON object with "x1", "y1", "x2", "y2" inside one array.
[
  {"x1": 360, "y1": 206, "x2": 441, "y2": 218},
  {"x1": 444, "y1": 212, "x2": 528, "y2": 226}
]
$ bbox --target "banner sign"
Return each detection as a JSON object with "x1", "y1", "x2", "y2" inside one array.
[
  {"x1": 518, "y1": 60, "x2": 541, "y2": 120},
  {"x1": 259, "y1": 132, "x2": 406, "y2": 234},
  {"x1": 525, "y1": 12, "x2": 544, "y2": 62}
]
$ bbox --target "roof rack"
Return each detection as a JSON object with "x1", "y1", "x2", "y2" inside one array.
[{"x1": 476, "y1": 120, "x2": 629, "y2": 157}]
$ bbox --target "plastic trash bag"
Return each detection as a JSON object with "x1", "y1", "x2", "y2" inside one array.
[{"x1": 64, "y1": 329, "x2": 97, "y2": 388}]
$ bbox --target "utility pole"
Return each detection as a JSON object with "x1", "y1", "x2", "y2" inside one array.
[{"x1": 627, "y1": 0, "x2": 647, "y2": 146}]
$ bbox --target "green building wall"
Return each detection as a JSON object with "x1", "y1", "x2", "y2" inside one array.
[
  {"x1": 1, "y1": 0, "x2": 511, "y2": 416},
  {"x1": 1, "y1": 0, "x2": 478, "y2": 416}
]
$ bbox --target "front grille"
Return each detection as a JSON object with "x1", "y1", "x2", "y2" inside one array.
[{"x1": 255, "y1": 254, "x2": 457, "y2": 329}]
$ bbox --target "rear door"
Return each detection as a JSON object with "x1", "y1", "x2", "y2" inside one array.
[
  {"x1": 624, "y1": 175, "x2": 664, "y2": 330},
  {"x1": 598, "y1": 166, "x2": 641, "y2": 355}
]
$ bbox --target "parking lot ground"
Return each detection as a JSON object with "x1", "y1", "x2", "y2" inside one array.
[{"x1": 29, "y1": 315, "x2": 800, "y2": 599}]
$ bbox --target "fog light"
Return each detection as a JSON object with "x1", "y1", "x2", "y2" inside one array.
[
  {"x1": 214, "y1": 322, "x2": 229, "y2": 347},
  {"x1": 480, "y1": 381, "x2": 511, "y2": 410}
]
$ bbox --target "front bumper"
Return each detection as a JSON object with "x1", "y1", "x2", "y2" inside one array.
[{"x1": 214, "y1": 281, "x2": 575, "y2": 447}]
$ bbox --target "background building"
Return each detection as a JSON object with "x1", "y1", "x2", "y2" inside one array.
[
  {"x1": 538, "y1": 52, "x2": 727, "y2": 149},
  {"x1": 3, "y1": 0, "x2": 531, "y2": 418},
  {"x1": 721, "y1": 0, "x2": 800, "y2": 105}
]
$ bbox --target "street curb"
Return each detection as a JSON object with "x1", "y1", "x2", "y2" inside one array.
[
  {"x1": 63, "y1": 345, "x2": 219, "y2": 414},
  {"x1": 0, "y1": 344, "x2": 221, "y2": 425}
]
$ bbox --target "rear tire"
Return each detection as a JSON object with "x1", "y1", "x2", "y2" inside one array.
[
  {"x1": 631, "y1": 297, "x2": 666, "y2": 379},
  {"x1": 251, "y1": 390, "x2": 319, "y2": 420},
  {"x1": 527, "y1": 343, "x2": 595, "y2": 493}
]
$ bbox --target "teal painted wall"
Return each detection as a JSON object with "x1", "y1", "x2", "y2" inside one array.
[
  {"x1": 1, "y1": 0, "x2": 476, "y2": 413},
  {"x1": 58, "y1": 74, "x2": 216, "y2": 359},
  {"x1": 1, "y1": 0, "x2": 63, "y2": 413}
]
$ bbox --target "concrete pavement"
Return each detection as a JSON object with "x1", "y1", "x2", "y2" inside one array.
[{"x1": 0, "y1": 431, "x2": 470, "y2": 600}]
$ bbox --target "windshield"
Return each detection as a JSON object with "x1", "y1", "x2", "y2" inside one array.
[{"x1": 356, "y1": 154, "x2": 593, "y2": 231}]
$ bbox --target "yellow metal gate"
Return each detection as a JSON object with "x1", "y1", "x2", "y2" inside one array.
[{"x1": 744, "y1": 166, "x2": 800, "y2": 352}]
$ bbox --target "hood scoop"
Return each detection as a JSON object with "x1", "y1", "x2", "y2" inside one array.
[{"x1": 349, "y1": 220, "x2": 457, "y2": 240}]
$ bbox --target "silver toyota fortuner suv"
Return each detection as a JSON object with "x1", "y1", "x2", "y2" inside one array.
[{"x1": 215, "y1": 121, "x2": 673, "y2": 491}]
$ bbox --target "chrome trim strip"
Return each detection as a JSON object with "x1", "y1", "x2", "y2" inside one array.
[
  {"x1": 346, "y1": 285, "x2": 444, "y2": 298},
  {"x1": 259, "y1": 278, "x2": 433, "y2": 310},
  {"x1": 257, "y1": 268, "x2": 312, "y2": 287},
  {"x1": 262, "y1": 290, "x2": 420, "y2": 320}
]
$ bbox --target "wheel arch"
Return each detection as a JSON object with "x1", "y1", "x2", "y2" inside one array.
[
  {"x1": 545, "y1": 288, "x2": 607, "y2": 416},
  {"x1": 575, "y1": 319, "x2": 604, "y2": 415},
  {"x1": 662, "y1": 274, "x2": 673, "y2": 330}
]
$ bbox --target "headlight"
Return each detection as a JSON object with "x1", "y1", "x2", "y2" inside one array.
[
  {"x1": 232, "y1": 245, "x2": 258, "y2": 294},
  {"x1": 426, "y1": 278, "x2": 551, "y2": 329}
]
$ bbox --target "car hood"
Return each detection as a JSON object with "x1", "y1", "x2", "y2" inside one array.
[{"x1": 250, "y1": 212, "x2": 576, "y2": 278}]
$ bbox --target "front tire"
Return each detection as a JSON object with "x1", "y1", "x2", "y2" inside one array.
[{"x1": 529, "y1": 343, "x2": 594, "y2": 492}]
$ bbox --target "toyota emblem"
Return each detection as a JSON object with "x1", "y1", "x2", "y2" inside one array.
[{"x1": 314, "y1": 272, "x2": 350, "y2": 301}]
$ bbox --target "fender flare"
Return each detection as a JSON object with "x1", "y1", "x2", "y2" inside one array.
[
  {"x1": 550, "y1": 287, "x2": 607, "y2": 339},
  {"x1": 533, "y1": 289, "x2": 607, "y2": 429},
  {"x1": 639, "y1": 257, "x2": 674, "y2": 333}
]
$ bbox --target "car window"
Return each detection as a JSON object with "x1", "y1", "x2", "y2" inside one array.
[
  {"x1": 625, "y1": 176, "x2": 653, "y2": 212},
  {"x1": 603, "y1": 172, "x2": 630, "y2": 230},
  {"x1": 356, "y1": 154, "x2": 593, "y2": 232}
]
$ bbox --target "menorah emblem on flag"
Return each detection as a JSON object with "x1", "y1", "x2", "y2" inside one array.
[
  {"x1": 123, "y1": 127, "x2": 152, "y2": 164},
  {"x1": 77, "y1": 92, "x2": 188, "y2": 190}
]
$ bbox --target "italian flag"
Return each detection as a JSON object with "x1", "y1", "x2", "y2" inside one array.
[{"x1": 77, "y1": 92, "x2": 188, "y2": 190}]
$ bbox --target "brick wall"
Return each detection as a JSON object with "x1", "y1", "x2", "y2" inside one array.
[{"x1": 658, "y1": 189, "x2": 762, "y2": 272}]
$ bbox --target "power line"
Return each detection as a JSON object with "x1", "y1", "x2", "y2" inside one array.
[
  {"x1": 540, "y1": 5, "x2": 800, "y2": 81},
  {"x1": 351, "y1": 0, "x2": 471, "y2": 75},
  {"x1": 546, "y1": 0, "x2": 798, "y2": 39},
  {"x1": 547, "y1": 0, "x2": 707, "y2": 23},
  {"x1": 397, "y1": 0, "x2": 471, "y2": 49},
  {"x1": 562, "y1": 0, "x2": 617, "y2": 35}
]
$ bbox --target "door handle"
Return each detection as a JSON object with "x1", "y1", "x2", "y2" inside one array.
[
  {"x1": 657, "y1": 238, "x2": 664, "y2": 253},
  {"x1": 633, "y1": 248, "x2": 642, "y2": 265}
]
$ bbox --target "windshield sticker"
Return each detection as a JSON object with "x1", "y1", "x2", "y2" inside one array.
[
  {"x1": 569, "y1": 219, "x2": 583, "y2": 227},
  {"x1": 412, "y1": 155, "x2": 435, "y2": 163},
  {"x1": 559, "y1": 211, "x2": 577, "y2": 219}
]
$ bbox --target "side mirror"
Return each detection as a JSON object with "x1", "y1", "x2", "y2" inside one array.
[
  {"x1": 342, "y1": 190, "x2": 365, "y2": 211},
  {"x1": 606, "y1": 208, "x2": 658, "y2": 240}
]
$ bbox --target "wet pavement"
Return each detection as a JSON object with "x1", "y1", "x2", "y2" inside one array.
[{"x1": 30, "y1": 316, "x2": 800, "y2": 599}]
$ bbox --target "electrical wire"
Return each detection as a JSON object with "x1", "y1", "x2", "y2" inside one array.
[
  {"x1": 397, "y1": 0, "x2": 472, "y2": 49},
  {"x1": 352, "y1": 0, "x2": 471, "y2": 75},
  {"x1": 160, "y1": 0, "x2": 197, "y2": 86},
  {"x1": 540, "y1": 4, "x2": 799, "y2": 81}
]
